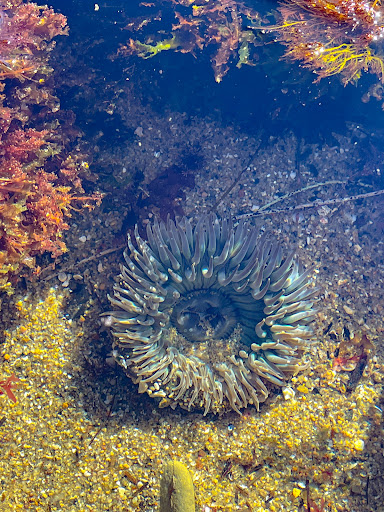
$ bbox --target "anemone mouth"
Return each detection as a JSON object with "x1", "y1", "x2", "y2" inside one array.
[
  {"x1": 104, "y1": 214, "x2": 318, "y2": 415},
  {"x1": 170, "y1": 290, "x2": 238, "y2": 342}
]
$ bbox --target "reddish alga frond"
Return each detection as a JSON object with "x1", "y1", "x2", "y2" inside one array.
[
  {"x1": 0, "y1": 0, "x2": 68, "y2": 82},
  {"x1": 271, "y1": 0, "x2": 384, "y2": 84},
  {"x1": 0, "y1": 122, "x2": 102, "y2": 288},
  {"x1": 120, "y1": 0, "x2": 261, "y2": 82},
  {"x1": 124, "y1": 0, "x2": 384, "y2": 85},
  {"x1": 0, "y1": 374, "x2": 20, "y2": 403},
  {"x1": 0, "y1": 1, "x2": 102, "y2": 291}
]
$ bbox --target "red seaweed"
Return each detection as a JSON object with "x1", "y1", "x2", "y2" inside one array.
[{"x1": 0, "y1": 374, "x2": 20, "y2": 403}]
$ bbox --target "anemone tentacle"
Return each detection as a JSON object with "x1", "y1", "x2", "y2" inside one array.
[{"x1": 104, "y1": 214, "x2": 318, "y2": 415}]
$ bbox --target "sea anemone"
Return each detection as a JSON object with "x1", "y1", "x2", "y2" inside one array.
[{"x1": 103, "y1": 214, "x2": 318, "y2": 415}]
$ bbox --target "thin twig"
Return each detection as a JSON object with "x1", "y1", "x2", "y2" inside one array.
[
  {"x1": 88, "y1": 390, "x2": 117, "y2": 448},
  {"x1": 257, "y1": 180, "x2": 346, "y2": 213},
  {"x1": 209, "y1": 165, "x2": 250, "y2": 213},
  {"x1": 71, "y1": 245, "x2": 125, "y2": 267},
  {"x1": 306, "y1": 479, "x2": 311, "y2": 512},
  {"x1": 209, "y1": 147, "x2": 261, "y2": 213},
  {"x1": 42, "y1": 244, "x2": 125, "y2": 281},
  {"x1": 236, "y1": 188, "x2": 384, "y2": 220}
]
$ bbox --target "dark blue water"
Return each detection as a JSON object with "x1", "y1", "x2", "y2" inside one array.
[{"x1": 50, "y1": 0, "x2": 384, "y2": 145}]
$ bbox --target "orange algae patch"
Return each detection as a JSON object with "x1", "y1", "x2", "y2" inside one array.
[
  {"x1": 0, "y1": 124, "x2": 102, "y2": 291},
  {"x1": 269, "y1": 0, "x2": 384, "y2": 84},
  {"x1": 0, "y1": 2, "x2": 103, "y2": 292}
]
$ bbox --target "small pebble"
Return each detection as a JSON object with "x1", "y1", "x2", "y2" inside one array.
[
  {"x1": 343, "y1": 305, "x2": 355, "y2": 316},
  {"x1": 79, "y1": 236, "x2": 87, "y2": 243},
  {"x1": 292, "y1": 488, "x2": 301, "y2": 498},
  {"x1": 282, "y1": 387, "x2": 296, "y2": 400},
  {"x1": 58, "y1": 272, "x2": 67, "y2": 283},
  {"x1": 354, "y1": 439, "x2": 365, "y2": 451},
  {"x1": 354, "y1": 244, "x2": 362, "y2": 253}
]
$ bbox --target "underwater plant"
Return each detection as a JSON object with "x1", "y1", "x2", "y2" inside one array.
[
  {"x1": 120, "y1": 0, "x2": 261, "y2": 82},
  {"x1": 0, "y1": 1, "x2": 102, "y2": 292},
  {"x1": 0, "y1": 373, "x2": 19, "y2": 402},
  {"x1": 259, "y1": 0, "x2": 384, "y2": 84},
  {"x1": 122, "y1": 0, "x2": 384, "y2": 85},
  {"x1": 0, "y1": 0, "x2": 68, "y2": 81},
  {"x1": 104, "y1": 214, "x2": 318, "y2": 415},
  {"x1": 0, "y1": 120, "x2": 103, "y2": 290}
]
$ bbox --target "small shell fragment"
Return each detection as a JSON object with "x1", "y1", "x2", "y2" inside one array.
[
  {"x1": 282, "y1": 387, "x2": 295, "y2": 400},
  {"x1": 354, "y1": 439, "x2": 365, "y2": 451},
  {"x1": 343, "y1": 305, "x2": 355, "y2": 316},
  {"x1": 58, "y1": 272, "x2": 67, "y2": 283}
]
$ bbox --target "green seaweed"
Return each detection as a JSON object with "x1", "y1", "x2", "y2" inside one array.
[{"x1": 160, "y1": 460, "x2": 195, "y2": 512}]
